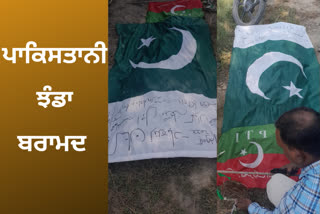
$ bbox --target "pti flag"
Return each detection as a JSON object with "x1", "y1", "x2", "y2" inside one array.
[
  {"x1": 108, "y1": 17, "x2": 217, "y2": 163},
  {"x1": 217, "y1": 23, "x2": 320, "y2": 188},
  {"x1": 146, "y1": 0, "x2": 204, "y2": 23}
]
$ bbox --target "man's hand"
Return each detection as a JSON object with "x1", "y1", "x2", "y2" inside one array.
[
  {"x1": 281, "y1": 162, "x2": 299, "y2": 176},
  {"x1": 236, "y1": 198, "x2": 252, "y2": 211}
]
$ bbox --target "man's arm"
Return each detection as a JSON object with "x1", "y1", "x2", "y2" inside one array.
[
  {"x1": 237, "y1": 189, "x2": 298, "y2": 214},
  {"x1": 247, "y1": 202, "x2": 280, "y2": 214},
  {"x1": 237, "y1": 198, "x2": 279, "y2": 214},
  {"x1": 237, "y1": 196, "x2": 293, "y2": 214}
]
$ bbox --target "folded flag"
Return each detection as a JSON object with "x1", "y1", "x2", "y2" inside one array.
[
  {"x1": 108, "y1": 17, "x2": 217, "y2": 163},
  {"x1": 146, "y1": 0, "x2": 204, "y2": 23},
  {"x1": 217, "y1": 22, "x2": 320, "y2": 188}
]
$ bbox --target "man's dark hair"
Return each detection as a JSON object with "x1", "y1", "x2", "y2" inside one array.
[{"x1": 275, "y1": 107, "x2": 320, "y2": 158}]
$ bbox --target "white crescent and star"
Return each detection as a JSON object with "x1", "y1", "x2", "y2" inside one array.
[
  {"x1": 130, "y1": 27, "x2": 197, "y2": 70},
  {"x1": 246, "y1": 52, "x2": 306, "y2": 100},
  {"x1": 239, "y1": 141, "x2": 264, "y2": 168}
]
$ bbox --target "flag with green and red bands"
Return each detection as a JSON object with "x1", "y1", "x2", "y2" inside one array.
[
  {"x1": 146, "y1": 0, "x2": 204, "y2": 23},
  {"x1": 217, "y1": 22, "x2": 320, "y2": 188}
]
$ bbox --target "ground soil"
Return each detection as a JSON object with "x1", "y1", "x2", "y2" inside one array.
[{"x1": 270, "y1": 0, "x2": 320, "y2": 61}]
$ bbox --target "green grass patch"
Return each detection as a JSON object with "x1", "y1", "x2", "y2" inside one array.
[
  {"x1": 109, "y1": 159, "x2": 216, "y2": 214},
  {"x1": 263, "y1": 5, "x2": 299, "y2": 24},
  {"x1": 217, "y1": 0, "x2": 235, "y2": 72}
]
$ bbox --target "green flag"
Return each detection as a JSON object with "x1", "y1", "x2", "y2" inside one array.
[
  {"x1": 108, "y1": 17, "x2": 217, "y2": 162},
  {"x1": 217, "y1": 22, "x2": 320, "y2": 188},
  {"x1": 146, "y1": 0, "x2": 204, "y2": 23}
]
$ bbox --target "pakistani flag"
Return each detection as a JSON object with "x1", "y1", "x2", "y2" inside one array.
[
  {"x1": 146, "y1": 0, "x2": 204, "y2": 23},
  {"x1": 108, "y1": 17, "x2": 217, "y2": 163},
  {"x1": 217, "y1": 22, "x2": 320, "y2": 188}
]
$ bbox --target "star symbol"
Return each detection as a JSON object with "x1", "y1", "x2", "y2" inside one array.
[
  {"x1": 240, "y1": 149, "x2": 247, "y2": 156},
  {"x1": 282, "y1": 81, "x2": 303, "y2": 99},
  {"x1": 137, "y1": 36, "x2": 156, "y2": 49}
]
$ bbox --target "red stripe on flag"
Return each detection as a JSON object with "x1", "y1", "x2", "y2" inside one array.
[
  {"x1": 148, "y1": 0, "x2": 202, "y2": 13},
  {"x1": 217, "y1": 153, "x2": 299, "y2": 188}
]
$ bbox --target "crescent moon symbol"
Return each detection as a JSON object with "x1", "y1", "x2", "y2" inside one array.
[
  {"x1": 170, "y1": 5, "x2": 186, "y2": 14},
  {"x1": 239, "y1": 141, "x2": 264, "y2": 168},
  {"x1": 129, "y1": 27, "x2": 197, "y2": 70},
  {"x1": 246, "y1": 52, "x2": 306, "y2": 100}
]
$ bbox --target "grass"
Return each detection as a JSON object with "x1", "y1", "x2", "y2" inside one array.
[
  {"x1": 109, "y1": 158, "x2": 216, "y2": 214},
  {"x1": 262, "y1": 5, "x2": 298, "y2": 24},
  {"x1": 217, "y1": 0, "x2": 235, "y2": 71}
]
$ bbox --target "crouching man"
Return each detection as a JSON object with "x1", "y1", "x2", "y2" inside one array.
[{"x1": 237, "y1": 107, "x2": 320, "y2": 213}]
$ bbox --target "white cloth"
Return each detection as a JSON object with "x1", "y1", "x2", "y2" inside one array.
[{"x1": 266, "y1": 173, "x2": 297, "y2": 207}]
